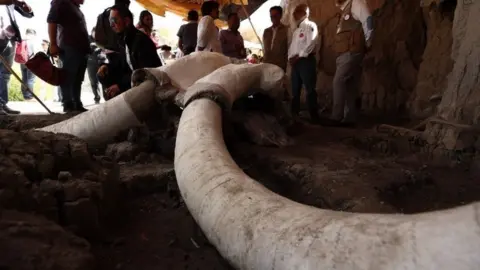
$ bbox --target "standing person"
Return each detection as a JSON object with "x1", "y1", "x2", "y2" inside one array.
[
  {"x1": 136, "y1": 10, "x2": 159, "y2": 48},
  {"x1": 219, "y1": 13, "x2": 246, "y2": 59},
  {"x1": 326, "y1": 0, "x2": 373, "y2": 127},
  {"x1": 262, "y1": 6, "x2": 288, "y2": 71},
  {"x1": 17, "y1": 28, "x2": 39, "y2": 101},
  {"x1": 177, "y1": 9, "x2": 198, "y2": 56},
  {"x1": 47, "y1": 0, "x2": 90, "y2": 113},
  {"x1": 196, "y1": 1, "x2": 221, "y2": 53},
  {"x1": 87, "y1": 27, "x2": 101, "y2": 104},
  {"x1": 0, "y1": 0, "x2": 32, "y2": 114},
  {"x1": 288, "y1": 3, "x2": 319, "y2": 122}
]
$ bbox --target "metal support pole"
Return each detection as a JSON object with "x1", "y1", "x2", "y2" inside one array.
[{"x1": 239, "y1": 0, "x2": 264, "y2": 52}]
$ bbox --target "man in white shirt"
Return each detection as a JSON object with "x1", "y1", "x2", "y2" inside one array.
[
  {"x1": 196, "y1": 1, "x2": 221, "y2": 53},
  {"x1": 288, "y1": 3, "x2": 319, "y2": 122},
  {"x1": 326, "y1": 0, "x2": 374, "y2": 127}
]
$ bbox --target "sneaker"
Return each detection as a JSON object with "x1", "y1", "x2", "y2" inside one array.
[
  {"x1": 63, "y1": 102, "x2": 76, "y2": 113},
  {"x1": 2, "y1": 105, "x2": 20, "y2": 115}
]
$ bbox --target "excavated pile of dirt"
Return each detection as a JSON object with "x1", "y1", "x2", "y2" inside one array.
[
  {"x1": 0, "y1": 210, "x2": 95, "y2": 270},
  {"x1": 0, "y1": 129, "x2": 122, "y2": 239}
]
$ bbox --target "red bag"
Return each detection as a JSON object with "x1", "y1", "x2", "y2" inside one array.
[
  {"x1": 25, "y1": 52, "x2": 65, "y2": 86},
  {"x1": 14, "y1": 40, "x2": 29, "y2": 64}
]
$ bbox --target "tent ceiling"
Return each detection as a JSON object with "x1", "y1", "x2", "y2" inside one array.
[
  {"x1": 136, "y1": 0, "x2": 245, "y2": 18},
  {"x1": 135, "y1": 0, "x2": 267, "y2": 21}
]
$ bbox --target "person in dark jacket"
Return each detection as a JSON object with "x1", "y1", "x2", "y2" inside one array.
[
  {"x1": 97, "y1": 50, "x2": 131, "y2": 101},
  {"x1": 97, "y1": 4, "x2": 161, "y2": 100}
]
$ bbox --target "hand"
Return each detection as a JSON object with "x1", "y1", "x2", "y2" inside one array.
[
  {"x1": 97, "y1": 65, "x2": 108, "y2": 78},
  {"x1": 20, "y1": 2, "x2": 31, "y2": 12},
  {"x1": 49, "y1": 43, "x2": 60, "y2": 57},
  {"x1": 106, "y1": 84, "x2": 120, "y2": 98},
  {"x1": 289, "y1": 55, "x2": 299, "y2": 65},
  {"x1": 4, "y1": 25, "x2": 15, "y2": 38},
  {"x1": 14, "y1": 0, "x2": 31, "y2": 12}
]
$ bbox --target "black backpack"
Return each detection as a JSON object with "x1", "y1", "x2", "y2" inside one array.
[{"x1": 94, "y1": 8, "x2": 121, "y2": 52}]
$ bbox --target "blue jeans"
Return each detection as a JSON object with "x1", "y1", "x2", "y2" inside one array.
[
  {"x1": 20, "y1": 64, "x2": 35, "y2": 99},
  {"x1": 58, "y1": 45, "x2": 88, "y2": 108},
  {"x1": 0, "y1": 45, "x2": 14, "y2": 105}
]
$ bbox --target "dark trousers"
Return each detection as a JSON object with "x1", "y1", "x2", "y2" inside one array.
[
  {"x1": 20, "y1": 64, "x2": 35, "y2": 99},
  {"x1": 87, "y1": 59, "x2": 100, "y2": 101},
  {"x1": 58, "y1": 46, "x2": 88, "y2": 108},
  {"x1": 0, "y1": 45, "x2": 14, "y2": 105},
  {"x1": 291, "y1": 54, "x2": 318, "y2": 116}
]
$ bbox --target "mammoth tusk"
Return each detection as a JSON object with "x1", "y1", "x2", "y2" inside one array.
[
  {"x1": 38, "y1": 80, "x2": 155, "y2": 145},
  {"x1": 38, "y1": 52, "x2": 235, "y2": 144},
  {"x1": 175, "y1": 64, "x2": 480, "y2": 270}
]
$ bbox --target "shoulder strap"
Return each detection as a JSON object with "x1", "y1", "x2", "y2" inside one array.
[{"x1": 6, "y1": 5, "x2": 21, "y2": 42}]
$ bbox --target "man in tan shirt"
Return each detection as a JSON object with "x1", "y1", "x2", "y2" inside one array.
[
  {"x1": 322, "y1": 0, "x2": 373, "y2": 127},
  {"x1": 262, "y1": 6, "x2": 288, "y2": 71}
]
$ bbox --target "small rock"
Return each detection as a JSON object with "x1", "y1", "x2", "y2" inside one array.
[
  {"x1": 134, "y1": 152, "x2": 149, "y2": 163},
  {"x1": 106, "y1": 142, "x2": 143, "y2": 162},
  {"x1": 58, "y1": 171, "x2": 72, "y2": 182},
  {"x1": 63, "y1": 179, "x2": 102, "y2": 202}
]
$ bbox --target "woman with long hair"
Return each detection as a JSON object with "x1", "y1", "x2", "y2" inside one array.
[{"x1": 136, "y1": 10, "x2": 159, "y2": 47}]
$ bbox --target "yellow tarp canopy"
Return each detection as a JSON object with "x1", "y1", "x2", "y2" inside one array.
[{"x1": 136, "y1": 0, "x2": 247, "y2": 20}]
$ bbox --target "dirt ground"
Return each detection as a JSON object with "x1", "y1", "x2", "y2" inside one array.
[
  {"x1": 92, "y1": 122, "x2": 479, "y2": 270},
  {"x1": 1, "y1": 115, "x2": 479, "y2": 270}
]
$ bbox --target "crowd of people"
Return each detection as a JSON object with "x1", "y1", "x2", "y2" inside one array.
[{"x1": 0, "y1": 0, "x2": 374, "y2": 127}]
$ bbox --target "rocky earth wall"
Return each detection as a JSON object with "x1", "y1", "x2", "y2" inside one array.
[
  {"x1": 422, "y1": 0, "x2": 480, "y2": 169},
  {"x1": 408, "y1": 1, "x2": 454, "y2": 118}
]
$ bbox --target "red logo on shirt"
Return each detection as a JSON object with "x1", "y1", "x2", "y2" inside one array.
[{"x1": 299, "y1": 33, "x2": 304, "y2": 38}]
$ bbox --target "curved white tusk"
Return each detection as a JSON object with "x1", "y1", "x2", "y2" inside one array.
[
  {"x1": 175, "y1": 64, "x2": 480, "y2": 270},
  {"x1": 38, "y1": 80, "x2": 155, "y2": 145},
  {"x1": 133, "y1": 52, "x2": 235, "y2": 92},
  {"x1": 38, "y1": 52, "x2": 235, "y2": 145}
]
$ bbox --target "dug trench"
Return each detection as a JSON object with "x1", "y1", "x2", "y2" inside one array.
[{"x1": 0, "y1": 102, "x2": 479, "y2": 270}]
